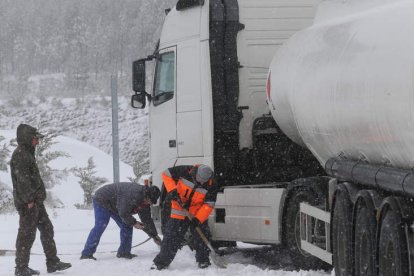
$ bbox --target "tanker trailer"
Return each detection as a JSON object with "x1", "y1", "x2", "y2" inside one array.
[
  {"x1": 268, "y1": 0, "x2": 414, "y2": 275},
  {"x1": 131, "y1": 0, "x2": 414, "y2": 273}
]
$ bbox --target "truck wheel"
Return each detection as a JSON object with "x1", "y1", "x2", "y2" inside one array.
[
  {"x1": 354, "y1": 203, "x2": 377, "y2": 276},
  {"x1": 378, "y1": 210, "x2": 409, "y2": 276},
  {"x1": 332, "y1": 190, "x2": 353, "y2": 276},
  {"x1": 284, "y1": 188, "x2": 328, "y2": 270}
]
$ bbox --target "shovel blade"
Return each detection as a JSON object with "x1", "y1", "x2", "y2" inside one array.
[{"x1": 210, "y1": 251, "x2": 227, "y2": 268}]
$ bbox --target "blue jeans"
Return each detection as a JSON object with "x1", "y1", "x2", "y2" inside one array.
[{"x1": 81, "y1": 199, "x2": 133, "y2": 256}]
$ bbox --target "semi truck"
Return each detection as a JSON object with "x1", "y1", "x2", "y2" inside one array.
[{"x1": 131, "y1": 0, "x2": 414, "y2": 274}]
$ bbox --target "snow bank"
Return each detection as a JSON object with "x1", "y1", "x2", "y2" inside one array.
[{"x1": 0, "y1": 129, "x2": 134, "y2": 207}]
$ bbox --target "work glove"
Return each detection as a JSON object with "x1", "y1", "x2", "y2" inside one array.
[
  {"x1": 190, "y1": 218, "x2": 201, "y2": 229},
  {"x1": 133, "y1": 221, "x2": 145, "y2": 230},
  {"x1": 152, "y1": 235, "x2": 162, "y2": 246}
]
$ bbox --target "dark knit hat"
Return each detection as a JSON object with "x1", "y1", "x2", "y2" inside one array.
[
  {"x1": 195, "y1": 164, "x2": 213, "y2": 184},
  {"x1": 147, "y1": 185, "x2": 161, "y2": 204}
]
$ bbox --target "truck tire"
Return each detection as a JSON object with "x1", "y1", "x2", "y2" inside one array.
[
  {"x1": 332, "y1": 190, "x2": 353, "y2": 276},
  {"x1": 284, "y1": 188, "x2": 329, "y2": 270},
  {"x1": 378, "y1": 210, "x2": 409, "y2": 276},
  {"x1": 354, "y1": 203, "x2": 377, "y2": 276}
]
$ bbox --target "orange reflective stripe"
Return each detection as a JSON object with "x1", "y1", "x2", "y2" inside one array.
[
  {"x1": 195, "y1": 204, "x2": 213, "y2": 223},
  {"x1": 162, "y1": 171, "x2": 177, "y2": 192},
  {"x1": 193, "y1": 190, "x2": 207, "y2": 210},
  {"x1": 170, "y1": 213, "x2": 185, "y2": 220},
  {"x1": 176, "y1": 178, "x2": 196, "y2": 202},
  {"x1": 171, "y1": 208, "x2": 187, "y2": 217},
  {"x1": 170, "y1": 200, "x2": 186, "y2": 220},
  {"x1": 171, "y1": 200, "x2": 183, "y2": 210},
  {"x1": 195, "y1": 188, "x2": 207, "y2": 195},
  {"x1": 180, "y1": 178, "x2": 195, "y2": 189}
]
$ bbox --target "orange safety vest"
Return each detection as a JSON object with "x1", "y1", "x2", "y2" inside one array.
[{"x1": 162, "y1": 166, "x2": 216, "y2": 223}]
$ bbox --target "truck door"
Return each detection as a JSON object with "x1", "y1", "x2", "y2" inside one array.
[
  {"x1": 176, "y1": 39, "x2": 203, "y2": 157},
  {"x1": 149, "y1": 47, "x2": 177, "y2": 179}
]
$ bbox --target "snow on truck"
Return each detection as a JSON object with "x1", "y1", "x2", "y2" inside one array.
[{"x1": 131, "y1": 0, "x2": 414, "y2": 274}]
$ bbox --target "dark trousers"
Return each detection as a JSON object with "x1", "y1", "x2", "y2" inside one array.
[
  {"x1": 153, "y1": 218, "x2": 210, "y2": 268},
  {"x1": 81, "y1": 199, "x2": 133, "y2": 256},
  {"x1": 15, "y1": 203, "x2": 59, "y2": 269}
]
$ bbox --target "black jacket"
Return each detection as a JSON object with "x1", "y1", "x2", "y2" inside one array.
[
  {"x1": 94, "y1": 182, "x2": 158, "y2": 237},
  {"x1": 10, "y1": 124, "x2": 46, "y2": 209}
]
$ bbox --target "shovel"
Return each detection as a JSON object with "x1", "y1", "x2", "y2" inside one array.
[{"x1": 180, "y1": 207, "x2": 227, "y2": 268}]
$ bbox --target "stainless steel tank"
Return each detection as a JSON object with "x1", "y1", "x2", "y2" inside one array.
[{"x1": 268, "y1": 0, "x2": 414, "y2": 169}]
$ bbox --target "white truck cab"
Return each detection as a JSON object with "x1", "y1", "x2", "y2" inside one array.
[
  {"x1": 132, "y1": 0, "x2": 320, "y2": 189},
  {"x1": 132, "y1": 0, "x2": 326, "y2": 269}
]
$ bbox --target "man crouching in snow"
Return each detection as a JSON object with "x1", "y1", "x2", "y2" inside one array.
[
  {"x1": 80, "y1": 182, "x2": 162, "y2": 260},
  {"x1": 10, "y1": 124, "x2": 72, "y2": 276},
  {"x1": 152, "y1": 164, "x2": 217, "y2": 270}
]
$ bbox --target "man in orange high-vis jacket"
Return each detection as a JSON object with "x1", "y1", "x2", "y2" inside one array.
[{"x1": 152, "y1": 164, "x2": 218, "y2": 270}]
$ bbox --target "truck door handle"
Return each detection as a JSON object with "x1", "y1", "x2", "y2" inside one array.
[{"x1": 169, "y1": 140, "x2": 176, "y2": 148}]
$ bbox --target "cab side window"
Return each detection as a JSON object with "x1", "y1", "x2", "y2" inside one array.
[{"x1": 153, "y1": 52, "x2": 175, "y2": 106}]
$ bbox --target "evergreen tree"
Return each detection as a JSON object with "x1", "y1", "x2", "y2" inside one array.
[
  {"x1": 0, "y1": 135, "x2": 10, "y2": 172},
  {"x1": 35, "y1": 130, "x2": 70, "y2": 190},
  {"x1": 72, "y1": 157, "x2": 108, "y2": 207},
  {"x1": 0, "y1": 135, "x2": 13, "y2": 212},
  {"x1": 128, "y1": 149, "x2": 149, "y2": 183},
  {"x1": 0, "y1": 187, "x2": 13, "y2": 213}
]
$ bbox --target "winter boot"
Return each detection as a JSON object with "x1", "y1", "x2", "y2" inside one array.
[
  {"x1": 28, "y1": 268, "x2": 40, "y2": 275},
  {"x1": 46, "y1": 260, "x2": 72, "y2": 273},
  {"x1": 80, "y1": 254, "x2": 97, "y2": 260},
  {"x1": 198, "y1": 261, "x2": 211, "y2": 269},
  {"x1": 15, "y1": 267, "x2": 39, "y2": 276},
  {"x1": 116, "y1": 252, "x2": 137, "y2": 259},
  {"x1": 151, "y1": 263, "x2": 168, "y2": 270}
]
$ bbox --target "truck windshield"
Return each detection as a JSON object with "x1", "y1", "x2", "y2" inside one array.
[{"x1": 153, "y1": 51, "x2": 175, "y2": 106}]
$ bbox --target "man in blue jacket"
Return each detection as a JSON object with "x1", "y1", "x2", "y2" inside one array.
[{"x1": 80, "y1": 182, "x2": 161, "y2": 260}]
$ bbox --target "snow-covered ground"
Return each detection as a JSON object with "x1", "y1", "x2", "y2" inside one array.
[
  {"x1": 0, "y1": 208, "x2": 331, "y2": 276},
  {"x1": 0, "y1": 131, "x2": 332, "y2": 275}
]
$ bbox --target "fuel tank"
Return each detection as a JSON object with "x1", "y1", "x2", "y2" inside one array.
[{"x1": 268, "y1": 0, "x2": 414, "y2": 169}]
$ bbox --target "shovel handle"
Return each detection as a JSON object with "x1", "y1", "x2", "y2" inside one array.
[
  {"x1": 179, "y1": 205, "x2": 216, "y2": 252},
  {"x1": 178, "y1": 203, "x2": 227, "y2": 268},
  {"x1": 194, "y1": 226, "x2": 215, "y2": 252}
]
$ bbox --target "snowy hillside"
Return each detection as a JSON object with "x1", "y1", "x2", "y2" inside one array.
[
  {"x1": 0, "y1": 129, "x2": 134, "y2": 207},
  {"x1": 0, "y1": 96, "x2": 148, "y2": 168}
]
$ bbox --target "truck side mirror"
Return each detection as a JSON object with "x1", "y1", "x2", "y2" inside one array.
[
  {"x1": 131, "y1": 93, "x2": 146, "y2": 109},
  {"x1": 132, "y1": 59, "x2": 146, "y2": 93}
]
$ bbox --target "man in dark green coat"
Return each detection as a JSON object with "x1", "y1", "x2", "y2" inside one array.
[{"x1": 10, "y1": 124, "x2": 71, "y2": 276}]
